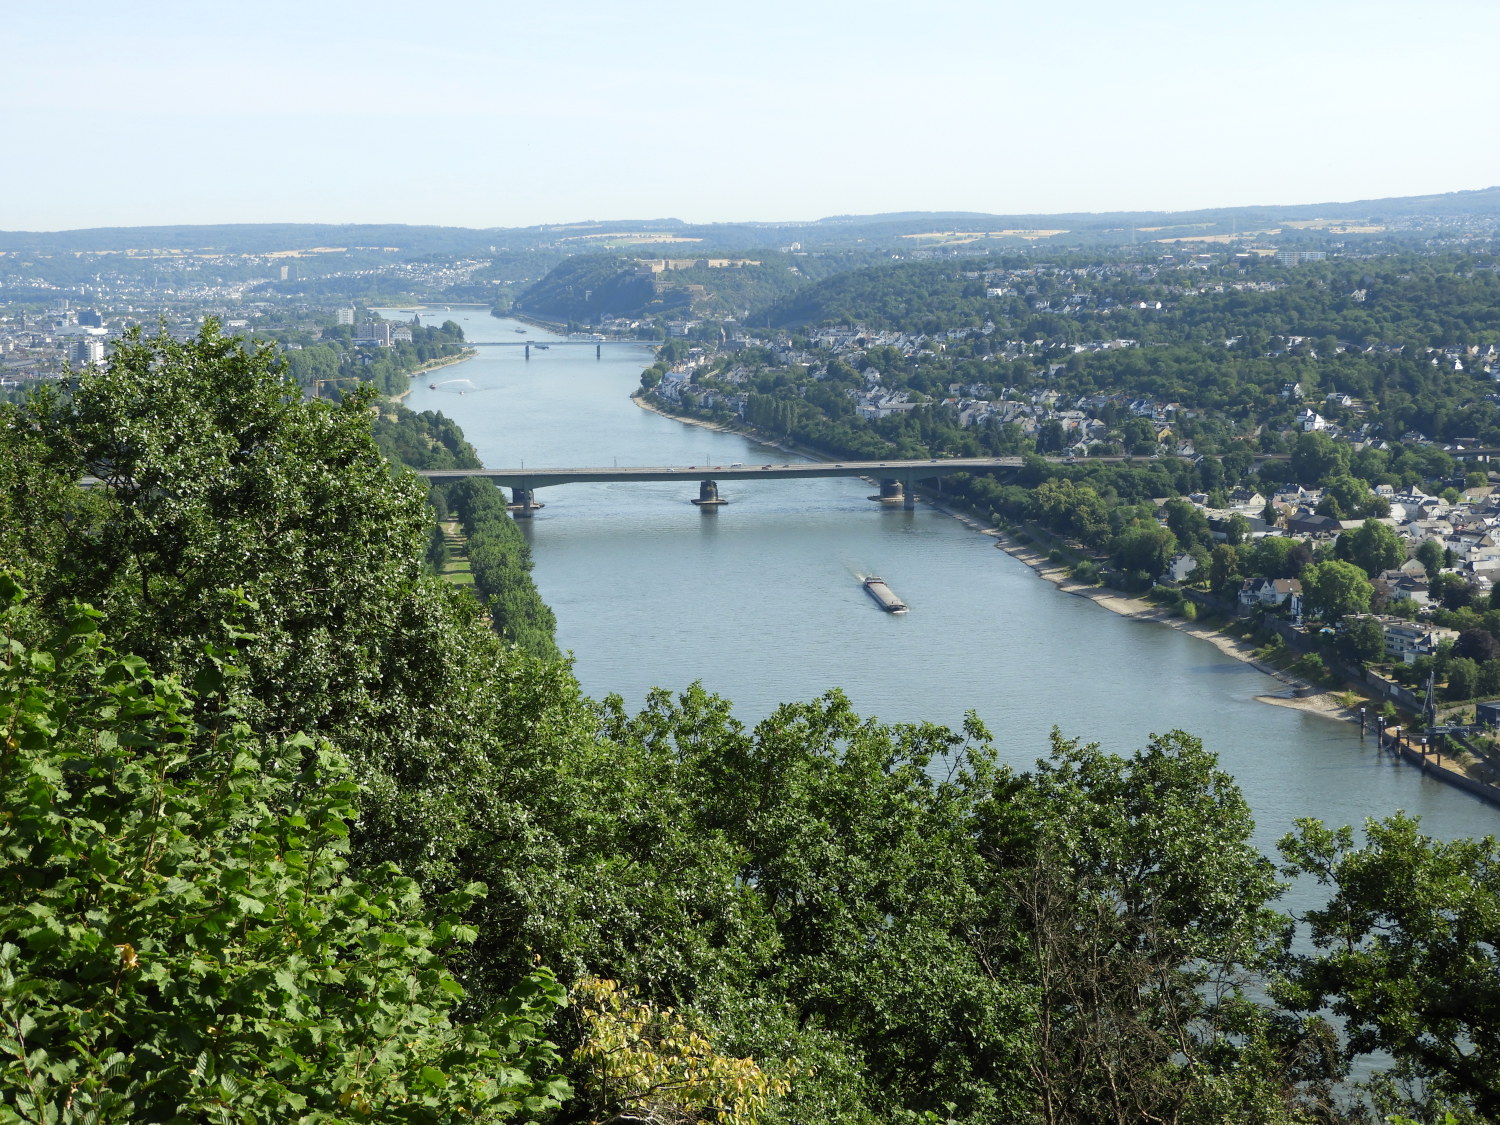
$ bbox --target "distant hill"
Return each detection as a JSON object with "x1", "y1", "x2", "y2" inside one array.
[
  {"x1": 512, "y1": 251, "x2": 863, "y2": 323},
  {"x1": 4, "y1": 186, "x2": 1499, "y2": 259},
  {"x1": 0, "y1": 223, "x2": 511, "y2": 255}
]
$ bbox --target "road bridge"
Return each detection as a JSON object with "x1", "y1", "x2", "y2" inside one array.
[
  {"x1": 446, "y1": 339, "x2": 635, "y2": 360},
  {"x1": 422, "y1": 455, "x2": 1026, "y2": 514},
  {"x1": 466, "y1": 340, "x2": 620, "y2": 347},
  {"x1": 417, "y1": 452, "x2": 1295, "y2": 515}
]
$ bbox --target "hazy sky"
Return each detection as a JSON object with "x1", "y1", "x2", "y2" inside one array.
[{"x1": 9, "y1": 0, "x2": 1500, "y2": 232}]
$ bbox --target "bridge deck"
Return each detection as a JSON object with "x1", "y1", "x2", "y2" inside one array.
[
  {"x1": 422, "y1": 456, "x2": 1018, "y2": 489},
  {"x1": 414, "y1": 452, "x2": 1298, "y2": 490}
]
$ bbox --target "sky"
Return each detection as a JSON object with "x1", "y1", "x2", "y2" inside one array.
[{"x1": 8, "y1": 0, "x2": 1500, "y2": 232}]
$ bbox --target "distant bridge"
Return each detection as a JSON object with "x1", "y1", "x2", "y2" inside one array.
[
  {"x1": 441, "y1": 339, "x2": 637, "y2": 360},
  {"x1": 466, "y1": 340, "x2": 622, "y2": 347},
  {"x1": 420, "y1": 455, "x2": 1093, "y2": 514}
]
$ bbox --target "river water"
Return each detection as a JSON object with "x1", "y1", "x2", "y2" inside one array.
[{"x1": 389, "y1": 308, "x2": 1498, "y2": 854}]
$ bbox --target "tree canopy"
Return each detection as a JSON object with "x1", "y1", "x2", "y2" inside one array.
[
  {"x1": 1280, "y1": 814, "x2": 1500, "y2": 1122},
  {"x1": 0, "y1": 575, "x2": 569, "y2": 1124},
  {"x1": 1300, "y1": 559, "x2": 1374, "y2": 622}
]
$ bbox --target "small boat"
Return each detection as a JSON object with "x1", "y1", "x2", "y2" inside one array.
[
  {"x1": 863, "y1": 576, "x2": 908, "y2": 614},
  {"x1": 514, "y1": 328, "x2": 526, "y2": 333},
  {"x1": 429, "y1": 383, "x2": 437, "y2": 389}
]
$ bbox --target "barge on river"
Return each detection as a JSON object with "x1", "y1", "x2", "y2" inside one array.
[{"x1": 863, "y1": 576, "x2": 909, "y2": 614}]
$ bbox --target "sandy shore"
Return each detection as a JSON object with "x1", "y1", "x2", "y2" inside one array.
[
  {"x1": 632, "y1": 395, "x2": 1360, "y2": 720},
  {"x1": 986, "y1": 528, "x2": 1358, "y2": 720},
  {"x1": 634, "y1": 394, "x2": 741, "y2": 434}
]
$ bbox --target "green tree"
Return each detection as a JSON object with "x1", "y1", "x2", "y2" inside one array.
[
  {"x1": 1028, "y1": 478, "x2": 1110, "y2": 547},
  {"x1": 1279, "y1": 814, "x2": 1500, "y2": 1121},
  {"x1": 659, "y1": 691, "x2": 1035, "y2": 1124},
  {"x1": 1003, "y1": 731, "x2": 1333, "y2": 1125},
  {"x1": 0, "y1": 322, "x2": 576, "y2": 909},
  {"x1": 1335, "y1": 519, "x2": 1404, "y2": 578},
  {"x1": 6, "y1": 322, "x2": 434, "y2": 735},
  {"x1": 1111, "y1": 523, "x2": 1178, "y2": 577},
  {"x1": 1319, "y1": 474, "x2": 1377, "y2": 520},
  {"x1": 1163, "y1": 499, "x2": 1211, "y2": 551},
  {"x1": 449, "y1": 479, "x2": 559, "y2": 657},
  {"x1": 1453, "y1": 628, "x2": 1500, "y2": 664},
  {"x1": 1289, "y1": 432, "x2": 1349, "y2": 485},
  {"x1": 1430, "y1": 573, "x2": 1476, "y2": 612},
  {"x1": 1245, "y1": 536, "x2": 1312, "y2": 580},
  {"x1": 1209, "y1": 544, "x2": 1241, "y2": 595},
  {"x1": 1037, "y1": 419, "x2": 1066, "y2": 453},
  {"x1": 0, "y1": 577, "x2": 569, "y2": 1124},
  {"x1": 1340, "y1": 615, "x2": 1387, "y2": 664},
  {"x1": 1300, "y1": 559, "x2": 1373, "y2": 622},
  {"x1": 1444, "y1": 656, "x2": 1480, "y2": 701},
  {"x1": 1416, "y1": 538, "x2": 1446, "y2": 580},
  {"x1": 1222, "y1": 512, "x2": 1252, "y2": 547}
]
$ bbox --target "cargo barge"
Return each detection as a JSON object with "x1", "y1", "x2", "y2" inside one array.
[{"x1": 863, "y1": 576, "x2": 909, "y2": 614}]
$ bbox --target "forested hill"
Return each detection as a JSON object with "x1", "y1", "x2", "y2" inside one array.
[
  {"x1": 512, "y1": 251, "x2": 862, "y2": 322},
  {"x1": 762, "y1": 259, "x2": 988, "y2": 330},
  {"x1": 760, "y1": 252, "x2": 1500, "y2": 343}
]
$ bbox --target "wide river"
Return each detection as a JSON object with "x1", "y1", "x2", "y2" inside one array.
[{"x1": 389, "y1": 308, "x2": 1497, "y2": 855}]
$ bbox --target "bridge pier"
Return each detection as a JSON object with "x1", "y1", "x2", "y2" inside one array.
[
  {"x1": 691, "y1": 479, "x2": 727, "y2": 507},
  {"x1": 870, "y1": 478, "x2": 905, "y2": 505},
  {"x1": 509, "y1": 488, "x2": 541, "y2": 517}
]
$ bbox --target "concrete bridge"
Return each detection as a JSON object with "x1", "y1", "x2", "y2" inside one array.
[
  {"x1": 416, "y1": 451, "x2": 1301, "y2": 516},
  {"x1": 419, "y1": 456, "x2": 1033, "y2": 515}
]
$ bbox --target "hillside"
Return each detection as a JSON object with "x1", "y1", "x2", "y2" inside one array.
[
  {"x1": 5, "y1": 184, "x2": 1500, "y2": 258},
  {"x1": 512, "y1": 250, "x2": 862, "y2": 323}
]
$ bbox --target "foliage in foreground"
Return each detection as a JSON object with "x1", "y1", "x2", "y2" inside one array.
[
  {"x1": 569, "y1": 976, "x2": 792, "y2": 1125},
  {"x1": 0, "y1": 577, "x2": 569, "y2": 1124},
  {"x1": 1280, "y1": 816, "x2": 1500, "y2": 1123}
]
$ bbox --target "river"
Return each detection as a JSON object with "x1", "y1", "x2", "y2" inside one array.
[{"x1": 388, "y1": 307, "x2": 1498, "y2": 854}]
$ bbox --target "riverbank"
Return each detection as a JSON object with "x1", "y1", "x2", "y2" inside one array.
[
  {"x1": 634, "y1": 393, "x2": 1354, "y2": 719},
  {"x1": 633, "y1": 394, "x2": 826, "y2": 460},
  {"x1": 986, "y1": 527, "x2": 1356, "y2": 720}
]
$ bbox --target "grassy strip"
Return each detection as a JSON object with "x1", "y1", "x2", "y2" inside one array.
[{"x1": 436, "y1": 519, "x2": 475, "y2": 587}]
